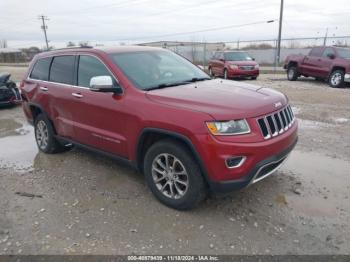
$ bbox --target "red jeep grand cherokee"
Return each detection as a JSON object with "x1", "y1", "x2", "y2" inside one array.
[
  {"x1": 20, "y1": 46, "x2": 297, "y2": 210},
  {"x1": 208, "y1": 51, "x2": 259, "y2": 80}
]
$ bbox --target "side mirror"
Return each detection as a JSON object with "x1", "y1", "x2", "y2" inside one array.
[
  {"x1": 90, "y1": 76, "x2": 122, "y2": 94},
  {"x1": 219, "y1": 58, "x2": 225, "y2": 62},
  {"x1": 327, "y1": 53, "x2": 335, "y2": 59},
  {"x1": 252, "y1": 58, "x2": 256, "y2": 61}
]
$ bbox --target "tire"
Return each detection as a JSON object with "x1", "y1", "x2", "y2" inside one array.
[
  {"x1": 34, "y1": 113, "x2": 70, "y2": 154},
  {"x1": 251, "y1": 76, "x2": 257, "y2": 80},
  {"x1": 224, "y1": 69, "x2": 228, "y2": 79},
  {"x1": 208, "y1": 67, "x2": 214, "y2": 77},
  {"x1": 143, "y1": 139, "x2": 207, "y2": 210},
  {"x1": 328, "y1": 70, "x2": 345, "y2": 88},
  {"x1": 287, "y1": 66, "x2": 298, "y2": 81}
]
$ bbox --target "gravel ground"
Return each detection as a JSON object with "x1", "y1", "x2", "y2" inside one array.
[{"x1": 0, "y1": 72, "x2": 349, "y2": 255}]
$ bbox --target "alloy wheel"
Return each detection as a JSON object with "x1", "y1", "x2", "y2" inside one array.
[
  {"x1": 288, "y1": 68, "x2": 295, "y2": 79},
  {"x1": 151, "y1": 153, "x2": 189, "y2": 199},
  {"x1": 36, "y1": 120, "x2": 49, "y2": 150},
  {"x1": 331, "y1": 72, "x2": 342, "y2": 86}
]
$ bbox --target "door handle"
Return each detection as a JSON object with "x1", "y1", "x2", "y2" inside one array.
[
  {"x1": 72, "y1": 93, "x2": 83, "y2": 98},
  {"x1": 40, "y1": 86, "x2": 48, "y2": 91}
]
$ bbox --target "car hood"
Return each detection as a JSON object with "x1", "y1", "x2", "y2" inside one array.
[{"x1": 146, "y1": 79, "x2": 288, "y2": 120}]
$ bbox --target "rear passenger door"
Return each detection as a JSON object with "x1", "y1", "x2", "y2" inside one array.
[
  {"x1": 47, "y1": 55, "x2": 77, "y2": 139},
  {"x1": 70, "y1": 54, "x2": 127, "y2": 157},
  {"x1": 25, "y1": 57, "x2": 53, "y2": 118}
]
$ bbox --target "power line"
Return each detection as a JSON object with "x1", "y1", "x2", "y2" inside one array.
[
  {"x1": 38, "y1": 15, "x2": 49, "y2": 50},
  {"x1": 115, "y1": 19, "x2": 277, "y2": 42}
]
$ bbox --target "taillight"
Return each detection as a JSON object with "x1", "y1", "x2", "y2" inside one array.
[{"x1": 19, "y1": 80, "x2": 24, "y2": 88}]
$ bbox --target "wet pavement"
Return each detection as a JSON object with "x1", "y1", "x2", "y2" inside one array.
[{"x1": 0, "y1": 75, "x2": 350, "y2": 255}]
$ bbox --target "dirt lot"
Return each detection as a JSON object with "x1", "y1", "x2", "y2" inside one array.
[{"x1": 0, "y1": 70, "x2": 349, "y2": 255}]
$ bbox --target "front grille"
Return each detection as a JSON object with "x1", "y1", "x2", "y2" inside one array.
[
  {"x1": 239, "y1": 65, "x2": 255, "y2": 70},
  {"x1": 257, "y1": 105, "x2": 295, "y2": 140}
]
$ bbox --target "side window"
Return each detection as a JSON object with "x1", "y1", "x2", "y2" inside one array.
[
  {"x1": 322, "y1": 48, "x2": 335, "y2": 58},
  {"x1": 78, "y1": 55, "x2": 114, "y2": 88},
  {"x1": 309, "y1": 47, "x2": 323, "y2": 57},
  {"x1": 49, "y1": 56, "x2": 75, "y2": 85},
  {"x1": 30, "y1": 57, "x2": 52, "y2": 81}
]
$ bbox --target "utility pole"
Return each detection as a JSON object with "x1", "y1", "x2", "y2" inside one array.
[
  {"x1": 323, "y1": 28, "x2": 328, "y2": 46},
  {"x1": 276, "y1": 0, "x2": 284, "y2": 67},
  {"x1": 38, "y1": 15, "x2": 49, "y2": 50}
]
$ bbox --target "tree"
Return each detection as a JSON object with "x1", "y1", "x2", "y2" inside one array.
[
  {"x1": 79, "y1": 41, "x2": 90, "y2": 47},
  {"x1": 67, "y1": 41, "x2": 76, "y2": 47}
]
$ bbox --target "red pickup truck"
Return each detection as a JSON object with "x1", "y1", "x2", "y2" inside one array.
[{"x1": 284, "y1": 46, "x2": 350, "y2": 88}]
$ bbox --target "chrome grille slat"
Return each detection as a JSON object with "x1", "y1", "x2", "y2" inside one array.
[{"x1": 257, "y1": 105, "x2": 295, "y2": 140}]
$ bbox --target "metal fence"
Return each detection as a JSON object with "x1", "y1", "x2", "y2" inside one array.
[{"x1": 148, "y1": 35, "x2": 350, "y2": 66}]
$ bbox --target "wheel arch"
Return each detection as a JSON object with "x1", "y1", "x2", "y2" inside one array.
[
  {"x1": 29, "y1": 102, "x2": 58, "y2": 135},
  {"x1": 29, "y1": 103, "x2": 44, "y2": 121},
  {"x1": 135, "y1": 128, "x2": 210, "y2": 184},
  {"x1": 330, "y1": 66, "x2": 346, "y2": 75},
  {"x1": 287, "y1": 61, "x2": 298, "y2": 68}
]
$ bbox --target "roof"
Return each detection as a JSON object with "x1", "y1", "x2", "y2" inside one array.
[{"x1": 38, "y1": 45, "x2": 165, "y2": 57}]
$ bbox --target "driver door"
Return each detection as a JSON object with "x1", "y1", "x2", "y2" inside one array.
[{"x1": 71, "y1": 54, "x2": 128, "y2": 157}]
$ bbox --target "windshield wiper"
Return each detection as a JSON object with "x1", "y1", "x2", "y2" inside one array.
[
  {"x1": 144, "y1": 77, "x2": 211, "y2": 91},
  {"x1": 144, "y1": 81, "x2": 192, "y2": 91},
  {"x1": 187, "y1": 77, "x2": 211, "y2": 82}
]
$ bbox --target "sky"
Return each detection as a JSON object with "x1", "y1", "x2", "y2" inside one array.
[{"x1": 0, "y1": 0, "x2": 349, "y2": 48}]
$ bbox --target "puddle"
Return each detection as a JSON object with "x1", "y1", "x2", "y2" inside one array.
[
  {"x1": 282, "y1": 150, "x2": 350, "y2": 218},
  {"x1": 0, "y1": 121, "x2": 38, "y2": 171},
  {"x1": 0, "y1": 119, "x2": 22, "y2": 138}
]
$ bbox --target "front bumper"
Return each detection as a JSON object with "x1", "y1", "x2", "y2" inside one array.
[
  {"x1": 193, "y1": 119, "x2": 298, "y2": 193},
  {"x1": 228, "y1": 68, "x2": 259, "y2": 78},
  {"x1": 0, "y1": 97, "x2": 21, "y2": 106},
  {"x1": 344, "y1": 73, "x2": 350, "y2": 83},
  {"x1": 208, "y1": 137, "x2": 297, "y2": 193}
]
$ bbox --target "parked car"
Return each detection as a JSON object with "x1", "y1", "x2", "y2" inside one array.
[
  {"x1": 208, "y1": 51, "x2": 259, "y2": 80},
  {"x1": 20, "y1": 46, "x2": 297, "y2": 210},
  {"x1": 284, "y1": 46, "x2": 350, "y2": 88},
  {"x1": 0, "y1": 73, "x2": 21, "y2": 107}
]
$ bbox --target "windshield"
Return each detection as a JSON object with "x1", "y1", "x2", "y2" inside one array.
[
  {"x1": 110, "y1": 50, "x2": 210, "y2": 90},
  {"x1": 224, "y1": 52, "x2": 253, "y2": 61},
  {"x1": 337, "y1": 48, "x2": 350, "y2": 59}
]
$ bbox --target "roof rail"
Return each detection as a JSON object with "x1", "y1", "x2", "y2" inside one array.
[{"x1": 46, "y1": 46, "x2": 94, "y2": 52}]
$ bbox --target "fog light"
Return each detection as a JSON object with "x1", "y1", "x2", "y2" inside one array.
[{"x1": 225, "y1": 156, "x2": 246, "y2": 169}]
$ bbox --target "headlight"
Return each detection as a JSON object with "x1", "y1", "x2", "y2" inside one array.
[
  {"x1": 206, "y1": 119, "x2": 250, "y2": 135},
  {"x1": 230, "y1": 64, "x2": 238, "y2": 69},
  {"x1": 254, "y1": 64, "x2": 259, "y2": 69}
]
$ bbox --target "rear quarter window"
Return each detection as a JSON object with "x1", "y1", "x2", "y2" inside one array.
[
  {"x1": 30, "y1": 57, "x2": 52, "y2": 81},
  {"x1": 49, "y1": 56, "x2": 75, "y2": 85}
]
